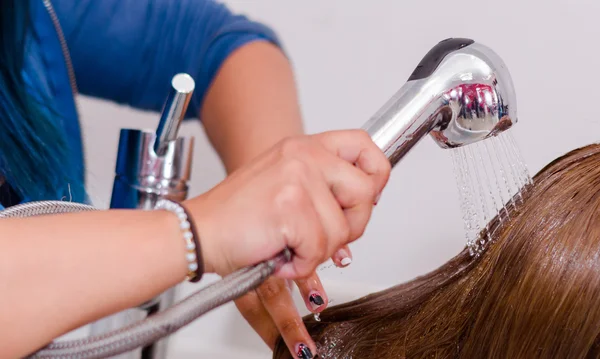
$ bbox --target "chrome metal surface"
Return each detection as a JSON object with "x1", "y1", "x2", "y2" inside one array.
[
  {"x1": 154, "y1": 74, "x2": 195, "y2": 156},
  {"x1": 363, "y1": 41, "x2": 517, "y2": 167},
  {"x1": 110, "y1": 130, "x2": 194, "y2": 210},
  {"x1": 0, "y1": 200, "x2": 96, "y2": 218}
]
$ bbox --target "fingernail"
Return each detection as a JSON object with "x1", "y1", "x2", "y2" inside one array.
[
  {"x1": 374, "y1": 192, "x2": 382, "y2": 205},
  {"x1": 341, "y1": 257, "x2": 352, "y2": 266},
  {"x1": 335, "y1": 249, "x2": 352, "y2": 268},
  {"x1": 295, "y1": 343, "x2": 314, "y2": 359},
  {"x1": 308, "y1": 291, "x2": 325, "y2": 309}
]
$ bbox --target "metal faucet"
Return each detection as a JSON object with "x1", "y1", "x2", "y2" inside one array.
[{"x1": 88, "y1": 73, "x2": 196, "y2": 359}]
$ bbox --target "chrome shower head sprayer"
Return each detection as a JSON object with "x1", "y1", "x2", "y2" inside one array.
[{"x1": 362, "y1": 38, "x2": 517, "y2": 166}]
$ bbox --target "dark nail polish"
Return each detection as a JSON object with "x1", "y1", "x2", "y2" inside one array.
[
  {"x1": 309, "y1": 293, "x2": 324, "y2": 306},
  {"x1": 296, "y1": 343, "x2": 313, "y2": 359}
]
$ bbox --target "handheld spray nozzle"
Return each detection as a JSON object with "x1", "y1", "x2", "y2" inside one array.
[{"x1": 363, "y1": 38, "x2": 517, "y2": 166}]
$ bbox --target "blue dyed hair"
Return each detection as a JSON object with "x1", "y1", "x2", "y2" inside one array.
[{"x1": 0, "y1": 1, "x2": 86, "y2": 203}]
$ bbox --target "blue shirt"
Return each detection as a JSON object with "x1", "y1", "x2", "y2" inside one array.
[{"x1": 2, "y1": 0, "x2": 281, "y2": 209}]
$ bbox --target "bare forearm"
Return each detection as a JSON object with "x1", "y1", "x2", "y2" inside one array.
[
  {"x1": 202, "y1": 40, "x2": 304, "y2": 173},
  {"x1": 0, "y1": 210, "x2": 188, "y2": 358}
]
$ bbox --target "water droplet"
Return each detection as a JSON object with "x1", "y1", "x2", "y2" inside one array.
[{"x1": 314, "y1": 313, "x2": 321, "y2": 322}]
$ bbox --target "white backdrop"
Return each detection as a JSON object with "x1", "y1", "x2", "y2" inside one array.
[{"x1": 77, "y1": 1, "x2": 600, "y2": 357}]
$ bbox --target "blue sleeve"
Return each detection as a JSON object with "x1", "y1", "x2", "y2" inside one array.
[{"x1": 53, "y1": 0, "x2": 283, "y2": 119}]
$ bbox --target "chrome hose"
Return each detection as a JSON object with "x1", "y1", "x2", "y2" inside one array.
[
  {"x1": 0, "y1": 201, "x2": 288, "y2": 359},
  {"x1": 0, "y1": 200, "x2": 97, "y2": 218}
]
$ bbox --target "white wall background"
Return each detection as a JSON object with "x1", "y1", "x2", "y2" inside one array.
[{"x1": 75, "y1": 0, "x2": 600, "y2": 357}]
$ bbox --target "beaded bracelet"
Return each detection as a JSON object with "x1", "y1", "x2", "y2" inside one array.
[{"x1": 154, "y1": 198, "x2": 204, "y2": 283}]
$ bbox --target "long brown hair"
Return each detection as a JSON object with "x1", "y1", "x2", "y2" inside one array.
[{"x1": 273, "y1": 144, "x2": 600, "y2": 358}]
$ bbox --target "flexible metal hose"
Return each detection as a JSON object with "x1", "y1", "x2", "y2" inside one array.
[
  {"x1": 0, "y1": 200, "x2": 97, "y2": 218},
  {"x1": 0, "y1": 201, "x2": 288, "y2": 359}
]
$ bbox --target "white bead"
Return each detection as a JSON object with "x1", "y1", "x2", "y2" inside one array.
[
  {"x1": 186, "y1": 252, "x2": 196, "y2": 262},
  {"x1": 153, "y1": 200, "x2": 198, "y2": 275}
]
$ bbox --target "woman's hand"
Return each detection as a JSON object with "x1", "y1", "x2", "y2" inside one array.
[
  {"x1": 186, "y1": 129, "x2": 389, "y2": 277},
  {"x1": 184, "y1": 129, "x2": 390, "y2": 357}
]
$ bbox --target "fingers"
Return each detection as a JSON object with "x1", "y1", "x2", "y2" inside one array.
[
  {"x1": 275, "y1": 131, "x2": 390, "y2": 278},
  {"x1": 277, "y1": 159, "x2": 366, "y2": 273},
  {"x1": 256, "y1": 277, "x2": 317, "y2": 359},
  {"x1": 234, "y1": 292, "x2": 280, "y2": 348},
  {"x1": 333, "y1": 245, "x2": 353, "y2": 267},
  {"x1": 312, "y1": 149, "x2": 378, "y2": 243},
  {"x1": 235, "y1": 274, "x2": 326, "y2": 358},
  {"x1": 273, "y1": 180, "x2": 327, "y2": 278},
  {"x1": 314, "y1": 129, "x2": 392, "y2": 196},
  {"x1": 296, "y1": 159, "x2": 352, "y2": 255},
  {"x1": 305, "y1": 129, "x2": 391, "y2": 248},
  {"x1": 295, "y1": 272, "x2": 328, "y2": 313}
]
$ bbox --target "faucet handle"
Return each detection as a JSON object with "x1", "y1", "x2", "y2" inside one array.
[{"x1": 154, "y1": 73, "x2": 195, "y2": 156}]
